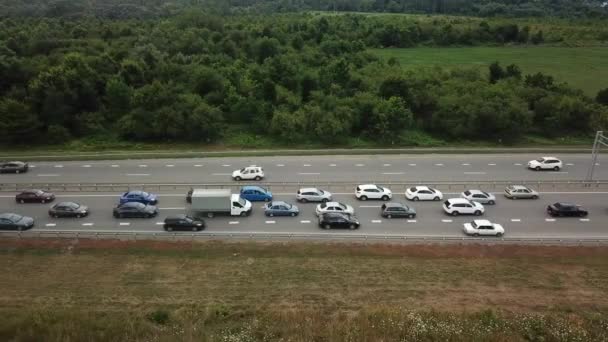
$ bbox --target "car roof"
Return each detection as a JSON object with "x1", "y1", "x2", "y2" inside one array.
[
  {"x1": 473, "y1": 219, "x2": 492, "y2": 226},
  {"x1": 413, "y1": 186, "x2": 431, "y2": 191},
  {"x1": 358, "y1": 184, "x2": 379, "y2": 189},
  {"x1": 383, "y1": 202, "x2": 404, "y2": 208},
  {"x1": 509, "y1": 185, "x2": 528, "y2": 190},
  {"x1": 55, "y1": 201, "x2": 78, "y2": 206},
  {"x1": 165, "y1": 214, "x2": 188, "y2": 220},
  {"x1": 322, "y1": 212, "x2": 349, "y2": 218},
  {"x1": 541, "y1": 156, "x2": 558, "y2": 159},
  {"x1": 466, "y1": 189, "x2": 485, "y2": 194},
  {"x1": 0, "y1": 213, "x2": 18, "y2": 219},
  {"x1": 299, "y1": 187, "x2": 320, "y2": 192},
  {"x1": 555, "y1": 202, "x2": 576, "y2": 207},
  {"x1": 242, "y1": 185, "x2": 265, "y2": 191},
  {"x1": 270, "y1": 201, "x2": 288, "y2": 206},
  {"x1": 3, "y1": 161, "x2": 25, "y2": 165},
  {"x1": 323, "y1": 201, "x2": 342, "y2": 206},
  {"x1": 121, "y1": 201, "x2": 145, "y2": 207},
  {"x1": 126, "y1": 190, "x2": 145, "y2": 195},
  {"x1": 447, "y1": 198, "x2": 471, "y2": 204}
]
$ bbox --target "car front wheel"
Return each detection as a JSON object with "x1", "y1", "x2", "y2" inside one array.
[
  {"x1": 290, "y1": 212, "x2": 297, "y2": 217},
  {"x1": 412, "y1": 197, "x2": 419, "y2": 201},
  {"x1": 496, "y1": 232, "x2": 503, "y2": 237},
  {"x1": 434, "y1": 197, "x2": 440, "y2": 201},
  {"x1": 535, "y1": 166, "x2": 541, "y2": 171},
  {"x1": 553, "y1": 166, "x2": 560, "y2": 171},
  {"x1": 255, "y1": 176, "x2": 261, "y2": 181},
  {"x1": 360, "y1": 196, "x2": 367, "y2": 201},
  {"x1": 324, "y1": 224, "x2": 331, "y2": 230},
  {"x1": 408, "y1": 214, "x2": 415, "y2": 219},
  {"x1": 474, "y1": 210, "x2": 482, "y2": 216},
  {"x1": 451, "y1": 211, "x2": 459, "y2": 216},
  {"x1": 381, "y1": 195, "x2": 389, "y2": 201},
  {"x1": 300, "y1": 198, "x2": 308, "y2": 203},
  {"x1": 349, "y1": 224, "x2": 357, "y2": 230},
  {"x1": 235, "y1": 176, "x2": 241, "y2": 181},
  {"x1": 488, "y1": 200, "x2": 495, "y2": 205}
]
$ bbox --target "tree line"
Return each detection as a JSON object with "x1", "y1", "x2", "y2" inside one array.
[
  {"x1": 1, "y1": 0, "x2": 607, "y2": 19},
  {"x1": 0, "y1": 12, "x2": 607, "y2": 146}
]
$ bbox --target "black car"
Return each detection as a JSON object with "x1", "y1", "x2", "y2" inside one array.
[
  {"x1": 0, "y1": 161, "x2": 28, "y2": 174},
  {"x1": 318, "y1": 212, "x2": 360, "y2": 230},
  {"x1": 49, "y1": 202, "x2": 89, "y2": 218},
  {"x1": 547, "y1": 202, "x2": 588, "y2": 217},
  {"x1": 0, "y1": 213, "x2": 34, "y2": 231},
  {"x1": 15, "y1": 189, "x2": 55, "y2": 203},
  {"x1": 163, "y1": 215, "x2": 205, "y2": 231},
  {"x1": 113, "y1": 202, "x2": 158, "y2": 218},
  {"x1": 381, "y1": 202, "x2": 416, "y2": 219},
  {"x1": 186, "y1": 188, "x2": 193, "y2": 204}
]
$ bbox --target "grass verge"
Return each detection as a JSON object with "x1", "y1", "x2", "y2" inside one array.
[{"x1": 0, "y1": 239, "x2": 607, "y2": 341}]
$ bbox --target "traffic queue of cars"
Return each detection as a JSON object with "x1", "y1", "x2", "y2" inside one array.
[{"x1": 0, "y1": 157, "x2": 589, "y2": 236}]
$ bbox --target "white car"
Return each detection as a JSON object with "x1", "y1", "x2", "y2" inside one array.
[
  {"x1": 463, "y1": 220, "x2": 505, "y2": 237},
  {"x1": 315, "y1": 201, "x2": 355, "y2": 216},
  {"x1": 461, "y1": 190, "x2": 496, "y2": 205},
  {"x1": 296, "y1": 188, "x2": 332, "y2": 203},
  {"x1": 405, "y1": 186, "x2": 443, "y2": 201},
  {"x1": 232, "y1": 165, "x2": 264, "y2": 181},
  {"x1": 443, "y1": 198, "x2": 485, "y2": 216},
  {"x1": 527, "y1": 157, "x2": 563, "y2": 171},
  {"x1": 355, "y1": 184, "x2": 392, "y2": 201}
]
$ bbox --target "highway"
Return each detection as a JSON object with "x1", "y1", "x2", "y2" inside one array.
[
  {"x1": 1, "y1": 153, "x2": 606, "y2": 240},
  {"x1": 1, "y1": 190, "x2": 606, "y2": 238},
  {"x1": 0, "y1": 153, "x2": 606, "y2": 183}
]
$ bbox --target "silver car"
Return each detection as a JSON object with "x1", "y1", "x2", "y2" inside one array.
[
  {"x1": 297, "y1": 188, "x2": 332, "y2": 203},
  {"x1": 461, "y1": 190, "x2": 496, "y2": 205},
  {"x1": 504, "y1": 185, "x2": 539, "y2": 199}
]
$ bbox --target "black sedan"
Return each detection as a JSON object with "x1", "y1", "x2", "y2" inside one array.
[
  {"x1": 0, "y1": 161, "x2": 29, "y2": 174},
  {"x1": 318, "y1": 212, "x2": 360, "y2": 230},
  {"x1": 113, "y1": 202, "x2": 158, "y2": 218},
  {"x1": 0, "y1": 213, "x2": 34, "y2": 231},
  {"x1": 15, "y1": 190, "x2": 55, "y2": 203},
  {"x1": 547, "y1": 202, "x2": 588, "y2": 217},
  {"x1": 163, "y1": 215, "x2": 205, "y2": 232},
  {"x1": 49, "y1": 202, "x2": 89, "y2": 218}
]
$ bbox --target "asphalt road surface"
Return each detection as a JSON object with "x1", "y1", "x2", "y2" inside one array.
[
  {"x1": 1, "y1": 190, "x2": 606, "y2": 238},
  {"x1": 1, "y1": 154, "x2": 606, "y2": 183}
]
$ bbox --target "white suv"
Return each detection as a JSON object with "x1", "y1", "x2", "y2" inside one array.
[
  {"x1": 527, "y1": 157, "x2": 563, "y2": 171},
  {"x1": 355, "y1": 184, "x2": 392, "y2": 201},
  {"x1": 443, "y1": 198, "x2": 485, "y2": 216},
  {"x1": 232, "y1": 165, "x2": 264, "y2": 181}
]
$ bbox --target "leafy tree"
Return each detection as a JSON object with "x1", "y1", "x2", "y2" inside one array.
[
  {"x1": 0, "y1": 99, "x2": 40, "y2": 143},
  {"x1": 596, "y1": 88, "x2": 608, "y2": 105},
  {"x1": 489, "y1": 61, "x2": 505, "y2": 84}
]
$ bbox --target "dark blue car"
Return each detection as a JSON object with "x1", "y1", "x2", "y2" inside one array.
[
  {"x1": 119, "y1": 190, "x2": 158, "y2": 205},
  {"x1": 240, "y1": 186, "x2": 273, "y2": 202}
]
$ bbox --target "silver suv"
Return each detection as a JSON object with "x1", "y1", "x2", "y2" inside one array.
[{"x1": 297, "y1": 188, "x2": 332, "y2": 203}]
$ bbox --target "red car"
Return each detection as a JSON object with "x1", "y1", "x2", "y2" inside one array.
[{"x1": 15, "y1": 189, "x2": 56, "y2": 204}]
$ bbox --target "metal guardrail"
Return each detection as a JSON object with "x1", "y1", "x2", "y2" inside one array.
[
  {"x1": 1, "y1": 230, "x2": 608, "y2": 245},
  {"x1": 1, "y1": 180, "x2": 607, "y2": 193}
]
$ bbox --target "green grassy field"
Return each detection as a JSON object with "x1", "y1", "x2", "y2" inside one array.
[{"x1": 373, "y1": 46, "x2": 608, "y2": 96}]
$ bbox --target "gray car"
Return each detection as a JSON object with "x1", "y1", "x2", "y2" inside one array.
[
  {"x1": 0, "y1": 161, "x2": 29, "y2": 174},
  {"x1": 504, "y1": 185, "x2": 539, "y2": 199},
  {"x1": 0, "y1": 213, "x2": 34, "y2": 230},
  {"x1": 381, "y1": 202, "x2": 416, "y2": 219},
  {"x1": 296, "y1": 188, "x2": 332, "y2": 203},
  {"x1": 264, "y1": 201, "x2": 299, "y2": 217}
]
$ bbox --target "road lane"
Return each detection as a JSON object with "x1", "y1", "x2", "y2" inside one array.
[
  {"x1": 2, "y1": 191, "x2": 606, "y2": 238},
  {"x1": 1, "y1": 154, "x2": 606, "y2": 183}
]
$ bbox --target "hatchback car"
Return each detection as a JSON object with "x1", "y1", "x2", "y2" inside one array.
[
  {"x1": 547, "y1": 202, "x2": 588, "y2": 217},
  {"x1": 528, "y1": 157, "x2": 563, "y2": 171},
  {"x1": 296, "y1": 188, "x2": 332, "y2": 203},
  {"x1": 381, "y1": 202, "x2": 416, "y2": 219},
  {"x1": 232, "y1": 165, "x2": 264, "y2": 181},
  {"x1": 461, "y1": 190, "x2": 496, "y2": 205},
  {"x1": 264, "y1": 201, "x2": 299, "y2": 217},
  {"x1": 113, "y1": 202, "x2": 158, "y2": 218},
  {"x1": 0, "y1": 213, "x2": 34, "y2": 231},
  {"x1": 49, "y1": 202, "x2": 89, "y2": 218},
  {"x1": 0, "y1": 161, "x2": 29, "y2": 174},
  {"x1": 318, "y1": 212, "x2": 360, "y2": 230},
  {"x1": 405, "y1": 186, "x2": 443, "y2": 201},
  {"x1": 355, "y1": 184, "x2": 392, "y2": 201},
  {"x1": 463, "y1": 220, "x2": 504, "y2": 237},
  {"x1": 163, "y1": 215, "x2": 205, "y2": 231},
  {"x1": 443, "y1": 198, "x2": 485, "y2": 216},
  {"x1": 315, "y1": 201, "x2": 355, "y2": 216},
  {"x1": 15, "y1": 189, "x2": 55, "y2": 204},
  {"x1": 119, "y1": 190, "x2": 158, "y2": 205},
  {"x1": 240, "y1": 186, "x2": 273, "y2": 202},
  {"x1": 504, "y1": 185, "x2": 539, "y2": 199}
]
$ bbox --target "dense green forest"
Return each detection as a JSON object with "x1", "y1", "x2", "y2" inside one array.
[
  {"x1": 1, "y1": 0, "x2": 607, "y2": 18},
  {"x1": 0, "y1": 11, "x2": 607, "y2": 146}
]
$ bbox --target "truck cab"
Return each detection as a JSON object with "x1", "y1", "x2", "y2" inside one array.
[{"x1": 231, "y1": 194, "x2": 252, "y2": 216}]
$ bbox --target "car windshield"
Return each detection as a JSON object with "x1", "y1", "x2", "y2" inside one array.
[
  {"x1": 238, "y1": 197, "x2": 247, "y2": 206},
  {"x1": 482, "y1": 192, "x2": 490, "y2": 197},
  {"x1": 338, "y1": 203, "x2": 346, "y2": 209},
  {"x1": 128, "y1": 202, "x2": 145, "y2": 209},
  {"x1": 240, "y1": 168, "x2": 246, "y2": 172},
  {"x1": 67, "y1": 203, "x2": 80, "y2": 209},
  {"x1": 8, "y1": 214, "x2": 22, "y2": 221},
  {"x1": 320, "y1": 203, "x2": 327, "y2": 209},
  {"x1": 464, "y1": 191, "x2": 471, "y2": 196},
  {"x1": 536, "y1": 158, "x2": 545, "y2": 162},
  {"x1": 471, "y1": 221, "x2": 478, "y2": 228},
  {"x1": 409, "y1": 187, "x2": 417, "y2": 192},
  {"x1": 141, "y1": 192, "x2": 149, "y2": 197}
]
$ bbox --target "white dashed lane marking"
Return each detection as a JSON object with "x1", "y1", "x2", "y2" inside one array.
[
  {"x1": 566, "y1": 163, "x2": 574, "y2": 166},
  {"x1": 155, "y1": 222, "x2": 164, "y2": 225},
  {"x1": 111, "y1": 165, "x2": 119, "y2": 167},
  {"x1": 355, "y1": 164, "x2": 365, "y2": 167},
  {"x1": 37, "y1": 174, "x2": 60, "y2": 177},
  {"x1": 511, "y1": 219, "x2": 521, "y2": 222},
  {"x1": 212, "y1": 173, "x2": 231, "y2": 176},
  {"x1": 299, "y1": 173, "x2": 320, "y2": 175},
  {"x1": 514, "y1": 163, "x2": 522, "y2": 166},
  {"x1": 383, "y1": 164, "x2": 391, "y2": 166},
  {"x1": 82, "y1": 165, "x2": 91, "y2": 168},
  {"x1": 194, "y1": 164, "x2": 203, "y2": 167},
  {"x1": 371, "y1": 220, "x2": 382, "y2": 223},
  {"x1": 54, "y1": 165, "x2": 63, "y2": 168},
  {"x1": 138, "y1": 165, "x2": 147, "y2": 168},
  {"x1": 300, "y1": 220, "x2": 311, "y2": 224},
  {"x1": 382, "y1": 172, "x2": 405, "y2": 175},
  {"x1": 407, "y1": 219, "x2": 417, "y2": 223},
  {"x1": 545, "y1": 218, "x2": 556, "y2": 222},
  {"x1": 408, "y1": 163, "x2": 417, "y2": 166},
  {"x1": 464, "y1": 172, "x2": 486, "y2": 175},
  {"x1": 461, "y1": 163, "x2": 470, "y2": 166},
  {"x1": 222, "y1": 164, "x2": 231, "y2": 167},
  {"x1": 488, "y1": 163, "x2": 496, "y2": 166},
  {"x1": 229, "y1": 221, "x2": 239, "y2": 225},
  {"x1": 441, "y1": 219, "x2": 453, "y2": 223},
  {"x1": 119, "y1": 222, "x2": 130, "y2": 226},
  {"x1": 45, "y1": 223, "x2": 56, "y2": 227},
  {"x1": 265, "y1": 220, "x2": 276, "y2": 224},
  {"x1": 166, "y1": 165, "x2": 175, "y2": 167},
  {"x1": 82, "y1": 223, "x2": 94, "y2": 226},
  {"x1": 276, "y1": 164, "x2": 285, "y2": 167},
  {"x1": 126, "y1": 174, "x2": 150, "y2": 176},
  {"x1": 580, "y1": 218, "x2": 590, "y2": 222},
  {"x1": 329, "y1": 164, "x2": 337, "y2": 167},
  {"x1": 435, "y1": 163, "x2": 444, "y2": 166},
  {"x1": 303, "y1": 164, "x2": 311, "y2": 167}
]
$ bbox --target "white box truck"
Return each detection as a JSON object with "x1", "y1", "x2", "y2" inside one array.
[{"x1": 189, "y1": 189, "x2": 252, "y2": 218}]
